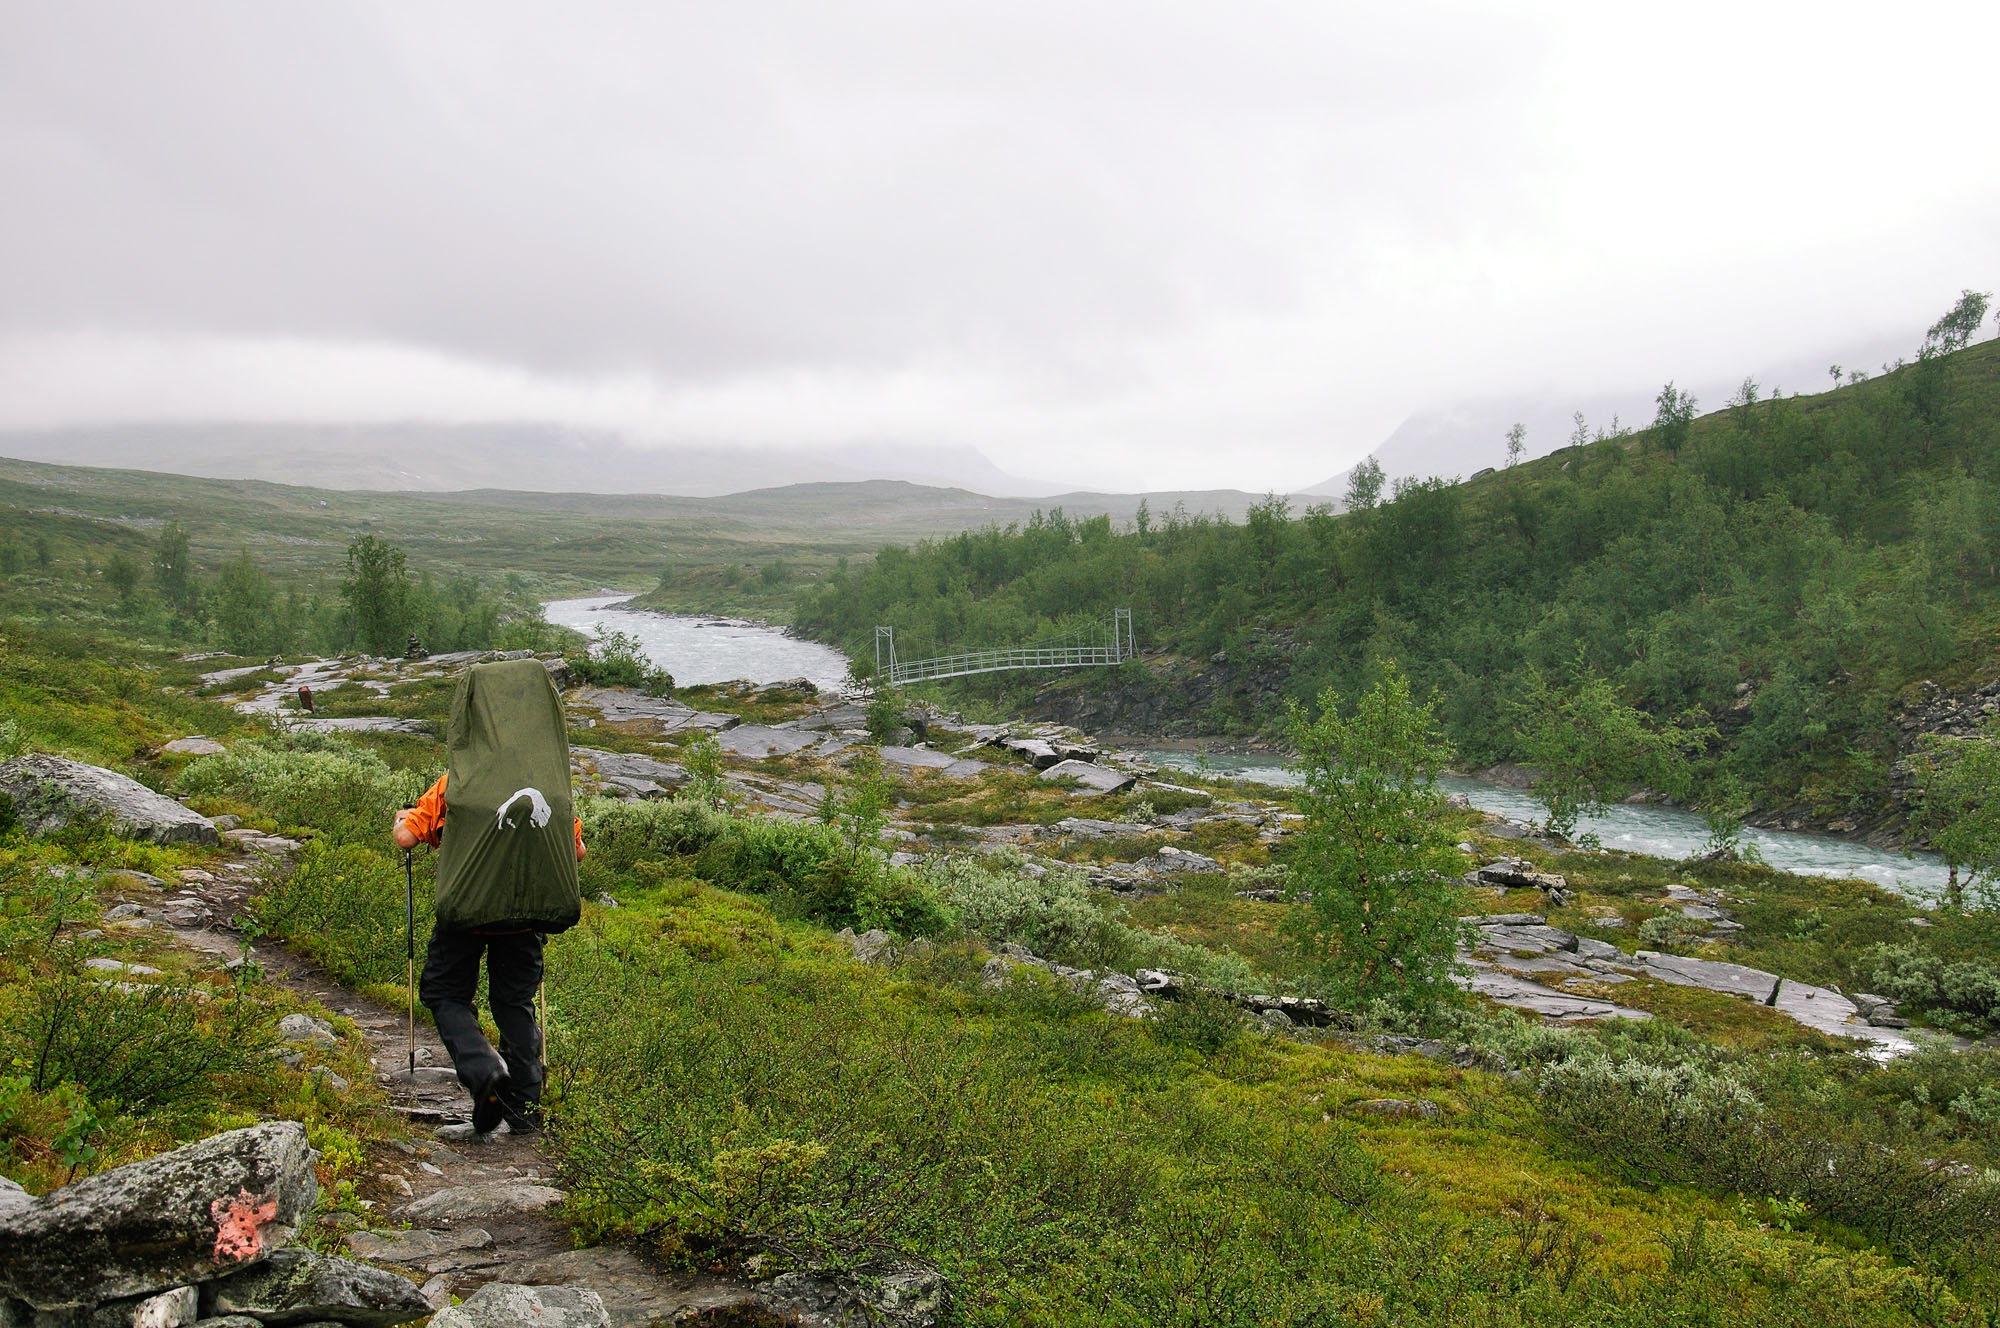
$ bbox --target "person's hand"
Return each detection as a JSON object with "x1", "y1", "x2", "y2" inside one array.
[
  {"x1": 392, "y1": 809, "x2": 418, "y2": 851},
  {"x1": 575, "y1": 839, "x2": 587, "y2": 863}
]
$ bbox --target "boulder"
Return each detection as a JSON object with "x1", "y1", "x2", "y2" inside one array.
[
  {"x1": 835, "y1": 927, "x2": 897, "y2": 965},
  {"x1": 876, "y1": 745, "x2": 956, "y2": 771},
  {"x1": 429, "y1": 1285, "x2": 608, "y2": 1328},
  {"x1": 202, "y1": 1249, "x2": 431, "y2": 1327},
  {"x1": 399, "y1": 1181, "x2": 565, "y2": 1226},
  {"x1": 758, "y1": 1268, "x2": 948, "y2": 1328},
  {"x1": 1038, "y1": 760, "x2": 1136, "y2": 794},
  {"x1": 162, "y1": 738, "x2": 226, "y2": 757},
  {"x1": 276, "y1": 1014, "x2": 337, "y2": 1049},
  {"x1": 0, "y1": 756, "x2": 219, "y2": 847},
  {"x1": 1133, "y1": 846, "x2": 1222, "y2": 875},
  {"x1": 0, "y1": 1122, "x2": 316, "y2": 1310}
]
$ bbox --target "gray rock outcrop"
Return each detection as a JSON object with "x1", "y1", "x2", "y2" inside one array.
[
  {"x1": 202, "y1": 1249, "x2": 432, "y2": 1326},
  {"x1": 429, "y1": 1284, "x2": 610, "y2": 1328},
  {"x1": 399, "y1": 1181, "x2": 566, "y2": 1226},
  {"x1": 0, "y1": 1122, "x2": 316, "y2": 1310},
  {"x1": 0, "y1": 756, "x2": 220, "y2": 847},
  {"x1": 1038, "y1": 760, "x2": 1136, "y2": 794}
]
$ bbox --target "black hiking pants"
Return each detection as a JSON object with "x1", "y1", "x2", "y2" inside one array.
[{"x1": 418, "y1": 925, "x2": 545, "y2": 1109}]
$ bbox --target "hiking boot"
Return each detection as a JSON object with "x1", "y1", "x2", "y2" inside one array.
[
  {"x1": 433, "y1": 1121, "x2": 500, "y2": 1144},
  {"x1": 470, "y1": 1067, "x2": 511, "y2": 1135}
]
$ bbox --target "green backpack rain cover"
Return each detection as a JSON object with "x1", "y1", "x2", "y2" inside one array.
[{"x1": 433, "y1": 659, "x2": 581, "y2": 933}]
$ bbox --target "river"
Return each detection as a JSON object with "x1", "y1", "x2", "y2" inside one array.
[
  {"x1": 543, "y1": 594, "x2": 853, "y2": 694},
  {"x1": 1141, "y1": 750, "x2": 1946, "y2": 898},
  {"x1": 546, "y1": 595, "x2": 1946, "y2": 898}
]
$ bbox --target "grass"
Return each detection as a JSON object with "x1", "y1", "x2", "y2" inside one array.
[{"x1": 5, "y1": 622, "x2": 2000, "y2": 1323}]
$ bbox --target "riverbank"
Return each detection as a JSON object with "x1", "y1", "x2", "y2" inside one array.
[{"x1": 554, "y1": 601, "x2": 1950, "y2": 897}]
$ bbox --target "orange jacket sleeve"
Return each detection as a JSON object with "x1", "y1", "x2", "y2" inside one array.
[
  {"x1": 402, "y1": 775, "x2": 449, "y2": 846},
  {"x1": 401, "y1": 774, "x2": 584, "y2": 854}
]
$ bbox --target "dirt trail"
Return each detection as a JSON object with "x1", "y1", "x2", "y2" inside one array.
[{"x1": 140, "y1": 835, "x2": 815, "y2": 1326}]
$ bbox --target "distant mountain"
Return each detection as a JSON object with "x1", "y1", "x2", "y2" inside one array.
[
  {"x1": 0, "y1": 422, "x2": 1069, "y2": 499},
  {"x1": 1302, "y1": 334, "x2": 1913, "y2": 499}
]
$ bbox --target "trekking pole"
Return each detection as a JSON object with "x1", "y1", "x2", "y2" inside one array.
[{"x1": 404, "y1": 845, "x2": 417, "y2": 1080}]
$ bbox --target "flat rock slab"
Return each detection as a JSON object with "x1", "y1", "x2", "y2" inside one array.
[
  {"x1": 400, "y1": 1181, "x2": 566, "y2": 1226},
  {"x1": 288, "y1": 717, "x2": 433, "y2": 735},
  {"x1": 570, "y1": 688, "x2": 738, "y2": 733},
  {"x1": 204, "y1": 1248, "x2": 432, "y2": 1327},
  {"x1": 344, "y1": 1226, "x2": 494, "y2": 1269},
  {"x1": 431, "y1": 1283, "x2": 609, "y2": 1328},
  {"x1": 718, "y1": 725, "x2": 822, "y2": 758},
  {"x1": 1134, "y1": 846, "x2": 1222, "y2": 875},
  {"x1": 1048, "y1": 817, "x2": 1138, "y2": 840},
  {"x1": 878, "y1": 745, "x2": 956, "y2": 770},
  {"x1": 162, "y1": 736, "x2": 227, "y2": 756},
  {"x1": 1476, "y1": 924, "x2": 1578, "y2": 955},
  {"x1": 573, "y1": 749, "x2": 687, "y2": 800},
  {"x1": 798, "y1": 706, "x2": 871, "y2": 731},
  {"x1": 1627, "y1": 951, "x2": 1915, "y2": 1054},
  {"x1": 0, "y1": 1122, "x2": 316, "y2": 1310},
  {"x1": 1039, "y1": 760, "x2": 1137, "y2": 794},
  {"x1": 0, "y1": 755, "x2": 220, "y2": 847},
  {"x1": 1464, "y1": 966, "x2": 1649, "y2": 1022}
]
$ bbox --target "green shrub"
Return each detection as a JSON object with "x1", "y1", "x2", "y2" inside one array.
[
  {"x1": 1148, "y1": 984, "x2": 1248, "y2": 1053},
  {"x1": 175, "y1": 736, "x2": 428, "y2": 844},
  {"x1": 568, "y1": 627, "x2": 673, "y2": 695},
  {"x1": 922, "y1": 851, "x2": 1127, "y2": 969},
  {"x1": 1638, "y1": 911, "x2": 1711, "y2": 953},
  {"x1": 1537, "y1": 1046, "x2": 2000, "y2": 1268},
  {"x1": 252, "y1": 840, "x2": 433, "y2": 990},
  {"x1": 578, "y1": 795, "x2": 730, "y2": 880},
  {"x1": 1864, "y1": 942, "x2": 2000, "y2": 1033},
  {"x1": 1, "y1": 957, "x2": 274, "y2": 1112}
]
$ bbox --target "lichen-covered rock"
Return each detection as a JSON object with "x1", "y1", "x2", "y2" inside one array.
[
  {"x1": 428, "y1": 1284, "x2": 609, "y2": 1328},
  {"x1": 0, "y1": 755, "x2": 219, "y2": 846},
  {"x1": 759, "y1": 1268, "x2": 948, "y2": 1328},
  {"x1": 0, "y1": 1122, "x2": 316, "y2": 1311},
  {"x1": 202, "y1": 1250, "x2": 431, "y2": 1327},
  {"x1": 398, "y1": 1180, "x2": 566, "y2": 1226}
]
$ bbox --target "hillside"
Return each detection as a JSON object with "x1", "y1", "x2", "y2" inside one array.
[
  {"x1": 796, "y1": 320, "x2": 2000, "y2": 835},
  {"x1": 0, "y1": 453, "x2": 1269, "y2": 632}
]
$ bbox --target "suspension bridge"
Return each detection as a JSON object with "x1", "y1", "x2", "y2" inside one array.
[{"x1": 874, "y1": 609, "x2": 1134, "y2": 686}]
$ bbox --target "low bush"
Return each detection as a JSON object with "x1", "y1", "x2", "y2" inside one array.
[
  {"x1": 252, "y1": 840, "x2": 434, "y2": 993},
  {"x1": 176, "y1": 736, "x2": 428, "y2": 845},
  {"x1": 1864, "y1": 942, "x2": 2000, "y2": 1034},
  {"x1": 922, "y1": 851, "x2": 1127, "y2": 969},
  {"x1": 1537, "y1": 1046, "x2": 2000, "y2": 1271},
  {"x1": 567, "y1": 627, "x2": 673, "y2": 695},
  {"x1": 2, "y1": 961, "x2": 274, "y2": 1112}
]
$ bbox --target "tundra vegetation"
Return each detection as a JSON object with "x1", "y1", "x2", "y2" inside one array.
[{"x1": 2, "y1": 612, "x2": 2000, "y2": 1325}]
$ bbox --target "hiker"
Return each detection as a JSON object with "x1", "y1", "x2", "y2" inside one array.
[{"x1": 392, "y1": 658, "x2": 585, "y2": 1141}]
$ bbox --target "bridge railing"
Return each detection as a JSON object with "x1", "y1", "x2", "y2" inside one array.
[{"x1": 887, "y1": 643, "x2": 1125, "y2": 685}]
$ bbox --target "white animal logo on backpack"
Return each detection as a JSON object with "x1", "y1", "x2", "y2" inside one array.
[{"x1": 497, "y1": 787, "x2": 553, "y2": 831}]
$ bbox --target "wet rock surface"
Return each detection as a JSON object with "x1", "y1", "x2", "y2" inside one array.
[
  {"x1": 202, "y1": 1249, "x2": 433, "y2": 1327},
  {"x1": 0, "y1": 1123, "x2": 317, "y2": 1311},
  {"x1": 0, "y1": 755, "x2": 221, "y2": 847}
]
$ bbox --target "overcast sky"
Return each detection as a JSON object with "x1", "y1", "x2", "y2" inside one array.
[{"x1": 1, "y1": 1, "x2": 1995, "y2": 492}]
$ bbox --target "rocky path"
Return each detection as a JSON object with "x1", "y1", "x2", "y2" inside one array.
[{"x1": 128, "y1": 823, "x2": 941, "y2": 1326}]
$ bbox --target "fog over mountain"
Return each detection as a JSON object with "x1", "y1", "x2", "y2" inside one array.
[
  {"x1": 0, "y1": 424, "x2": 1067, "y2": 498},
  {"x1": 2, "y1": 5, "x2": 1994, "y2": 493},
  {"x1": 1303, "y1": 331, "x2": 1918, "y2": 498}
]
